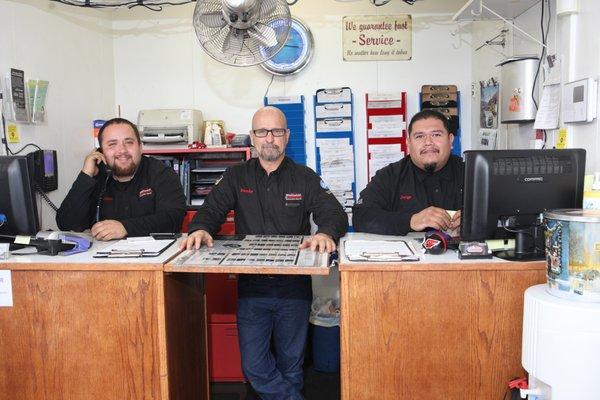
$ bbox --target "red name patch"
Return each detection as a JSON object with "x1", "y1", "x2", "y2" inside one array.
[
  {"x1": 139, "y1": 188, "x2": 153, "y2": 198},
  {"x1": 285, "y1": 193, "x2": 303, "y2": 201},
  {"x1": 240, "y1": 188, "x2": 254, "y2": 194},
  {"x1": 103, "y1": 196, "x2": 113, "y2": 202},
  {"x1": 400, "y1": 194, "x2": 413, "y2": 201}
]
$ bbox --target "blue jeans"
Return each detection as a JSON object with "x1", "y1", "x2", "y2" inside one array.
[{"x1": 237, "y1": 297, "x2": 311, "y2": 400}]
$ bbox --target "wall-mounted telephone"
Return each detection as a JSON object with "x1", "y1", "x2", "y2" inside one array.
[{"x1": 27, "y1": 149, "x2": 58, "y2": 192}]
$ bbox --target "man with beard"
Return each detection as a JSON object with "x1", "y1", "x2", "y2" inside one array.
[
  {"x1": 57, "y1": 118, "x2": 186, "y2": 240},
  {"x1": 353, "y1": 109, "x2": 464, "y2": 235},
  {"x1": 181, "y1": 106, "x2": 347, "y2": 400}
]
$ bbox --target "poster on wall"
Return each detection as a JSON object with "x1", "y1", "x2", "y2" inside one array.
[
  {"x1": 480, "y1": 79, "x2": 499, "y2": 129},
  {"x1": 342, "y1": 15, "x2": 412, "y2": 61}
]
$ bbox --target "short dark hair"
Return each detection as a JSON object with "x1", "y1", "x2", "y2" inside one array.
[
  {"x1": 98, "y1": 118, "x2": 141, "y2": 148},
  {"x1": 408, "y1": 109, "x2": 453, "y2": 135}
]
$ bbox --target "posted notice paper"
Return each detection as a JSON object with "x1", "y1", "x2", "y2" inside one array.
[{"x1": 0, "y1": 270, "x2": 13, "y2": 307}]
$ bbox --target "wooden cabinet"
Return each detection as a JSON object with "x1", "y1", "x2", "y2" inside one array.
[
  {"x1": 339, "y1": 259, "x2": 546, "y2": 399},
  {"x1": 0, "y1": 250, "x2": 207, "y2": 400}
]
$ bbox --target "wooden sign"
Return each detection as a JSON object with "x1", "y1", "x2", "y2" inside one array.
[{"x1": 342, "y1": 15, "x2": 412, "y2": 61}]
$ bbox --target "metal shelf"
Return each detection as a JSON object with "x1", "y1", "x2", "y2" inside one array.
[{"x1": 453, "y1": 0, "x2": 541, "y2": 21}]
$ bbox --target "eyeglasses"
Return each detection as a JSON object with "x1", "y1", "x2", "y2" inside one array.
[
  {"x1": 251, "y1": 128, "x2": 288, "y2": 137},
  {"x1": 410, "y1": 131, "x2": 448, "y2": 143}
]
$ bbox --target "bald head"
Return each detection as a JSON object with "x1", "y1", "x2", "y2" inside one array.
[{"x1": 252, "y1": 106, "x2": 287, "y2": 130}]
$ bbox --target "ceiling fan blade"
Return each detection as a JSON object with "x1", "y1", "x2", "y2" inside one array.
[
  {"x1": 197, "y1": 11, "x2": 227, "y2": 29},
  {"x1": 222, "y1": 29, "x2": 245, "y2": 53},
  {"x1": 247, "y1": 24, "x2": 278, "y2": 48}
]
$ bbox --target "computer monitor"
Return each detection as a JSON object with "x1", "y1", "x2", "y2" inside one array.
[
  {"x1": 0, "y1": 156, "x2": 40, "y2": 236},
  {"x1": 461, "y1": 149, "x2": 585, "y2": 260}
]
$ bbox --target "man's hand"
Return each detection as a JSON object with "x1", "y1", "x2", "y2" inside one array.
[
  {"x1": 82, "y1": 149, "x2": 107, "y2": 177},
  {"x1": 410, "y1": 206, "x2": 452, "y2": 232},
  {"x1": 91, "y1": 219, "x2": 127, "y2": 241},
  {"x1": 180, "y1": 230, "x2": 214, "y2": 250},
  {"x1": 448, "y1": 210, "x2": 462, "y2": 231},
  {"x1": 299, "y1": 233, "x2": 336, "y2": 253}
]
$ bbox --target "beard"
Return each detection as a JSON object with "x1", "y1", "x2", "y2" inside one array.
[
  {"x1": 257, "y1": 143, "x2": 283, "y2": 162},
  {"x1": 424, "y1": 162, "x2": 437, "y2": 173},
  {"x1": 111, "y1": 160, "x2": 138, "y2": 178}
]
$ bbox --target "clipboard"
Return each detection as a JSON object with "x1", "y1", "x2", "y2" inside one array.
[
  {"x1": 344, "y1": 239, "x2": 420, "y2": 262},
  {"x1": 93, "y1": 237, "x2": 176, "y2": 258}
]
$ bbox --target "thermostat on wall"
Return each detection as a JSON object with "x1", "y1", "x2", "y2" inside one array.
[{"x1": 562, "y1": 78, "x2": 598, "y2": 123}]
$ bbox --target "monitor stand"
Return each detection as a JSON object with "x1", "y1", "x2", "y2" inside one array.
[{"x1": 494, "y1": 225, "x2": 545, "y2": 262}]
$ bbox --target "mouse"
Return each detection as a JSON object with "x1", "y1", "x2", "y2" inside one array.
[{"x1": 422, "y1": 230, "x2": 450, "y2": 254}]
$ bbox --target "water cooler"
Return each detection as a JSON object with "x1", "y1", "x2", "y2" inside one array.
[{"x1": 521, "y1": 285, "x2": 600, "y2": 399}]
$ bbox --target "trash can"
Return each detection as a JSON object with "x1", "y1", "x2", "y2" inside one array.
[
  {"x1": 312, "y1": 325, "x2": 340, "y2": 373},
  {"x1": 310, "y1": 297, "x2": 340, "y2": 373}
]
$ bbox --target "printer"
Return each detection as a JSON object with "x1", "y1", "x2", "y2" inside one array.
[{"x1": 138, "y1": 109, "x2": 203, "y2": 145}]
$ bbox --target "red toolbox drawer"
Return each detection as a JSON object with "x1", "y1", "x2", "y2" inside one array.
[
  {"x1": 208, "y1": 323, "x2": 245, "y2": 382},
  {"x1": 206, "y1": 273, "x2": 238, "y2": 324}
]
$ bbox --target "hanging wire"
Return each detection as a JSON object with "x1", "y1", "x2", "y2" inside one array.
[
  {"x1": 264, "y1": 74, "x2": 275, "y2": 98},
  {"x1": 50, "y1": 0, "x2": 194, "y2": 10}
]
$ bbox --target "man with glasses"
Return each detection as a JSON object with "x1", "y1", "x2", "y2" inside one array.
[
  {"x1": 181, "y1": 106, "x2": 347, "y2": 400},
  {"x1": 353, "y1": 109, "x2": 464, "y2": 235}
]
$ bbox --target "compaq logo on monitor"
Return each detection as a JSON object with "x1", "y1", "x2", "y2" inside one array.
[{"x1": 520, "y1": 177, "x2": 544, "y2": 182}]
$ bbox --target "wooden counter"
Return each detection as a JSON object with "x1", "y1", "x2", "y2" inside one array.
[
  {"x1": 0, "y1": 241, "x2": 208, "y2": 400},
  {"x1": 339, "y1": 233, "x2": 546, "y2": 400}
]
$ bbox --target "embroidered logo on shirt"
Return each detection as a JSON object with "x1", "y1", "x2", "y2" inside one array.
[
  {"x1": 285, "y1": 193, "x2": 303, "y2": 201},
  {"x1": 400, "y1": 194, "x2": 413, "y2": 201},
  {"x1": 240, "y1": 188, "x2": 254, "y2": 194},
  {"x1": 139, "y1": 188, "x2": 153, "y2": 198}
]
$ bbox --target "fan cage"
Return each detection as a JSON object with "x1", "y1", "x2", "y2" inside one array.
[{"x1": 193, "y1": 0, "x2": 291, "y2": 66}]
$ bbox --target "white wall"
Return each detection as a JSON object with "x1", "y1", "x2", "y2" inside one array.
[
  {"x1": 468, "y1": 19, "x2": 513, "y2": 150},
  {"x1": 470, "y1": 0, "x2": 600, "y2": 174},
  {"x1": 553, "y1": 0, "x2": 600, "y2": 173},
  {"x1": 5, "y1": 0, "x2": 599, "y2": 232},
  {"x1": 0, "y1": 0, "x2": 115, "y2": 229},
  {"x1": 111, "y1": 2, "x2": 472, "y2": 193}
]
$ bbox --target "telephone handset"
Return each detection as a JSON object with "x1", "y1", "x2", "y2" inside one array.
[{"x1": 96, "y1": 148, "x2": 111, "y2": 174}]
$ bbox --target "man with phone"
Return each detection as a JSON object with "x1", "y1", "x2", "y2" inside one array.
[
  {"x1": 181, "y1": 106, "x2": 347, "y2": 400},
  {"x1": 57, "y1": 117, "x2": 186, "y2": 240}
]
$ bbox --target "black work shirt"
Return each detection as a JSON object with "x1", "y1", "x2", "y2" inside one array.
[
  {"x1": 57, "y1": 156, "x2": 187, "y2": 236},
  {"x1": 352, "y1": 155, "x2": 464, "y2": 235},
  {"x1": 188, "y1": 157, "x2": 348, "y2": 300}
]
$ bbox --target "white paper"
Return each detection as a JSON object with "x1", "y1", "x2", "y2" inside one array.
[
  {"x1": 534, "y1": 84, "x2": 561, "y2": 129},
  {"x1": 479, "y1": 129, "x2": 497, "y2": 150},
  {"x1": 368, "y1": 128, "x2": 403, "y2": 139},
  {"x1": 344, "y1": 239, "x2": 419, "y2": 261},
  {"x1": 367, "y1": 92, "x2": 403, "y2": 109},
  {"x1": 369, "y1": 115, "x2": 404, "y2": 124},
  {"x1": 266, "y1": 96, "x2": 303, "y2": 104},
  {"x1": 316, "y1": 88, "x2": 352, "y2": 103},
  {"x1": 367, "y1": 100, "x2": 403, "y2": 109},
  {"x1": 543, "y1": 56, "x2": 561, "y2": 86},
  {"x1": 95, "y1": 237, "x2": 175, "y2": 256},
  {"x1": 0, "y1": 270, "x2": 13, "y2": 307},
  {"x1": 316, "y1": 119, "x2": 351, "y2": 133},
  {"x1": 315, "y1": 103, "x2": 352, "y2": 118},
  {"x1": 367, "y1": 92, "x2": 402, "y2": 102},
  {"x1": 369, "y1": 144, "x2": 402, "y2": 154},
  {"x1": 316, "y1": 137, "x2": 350, "y2": 148}
]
